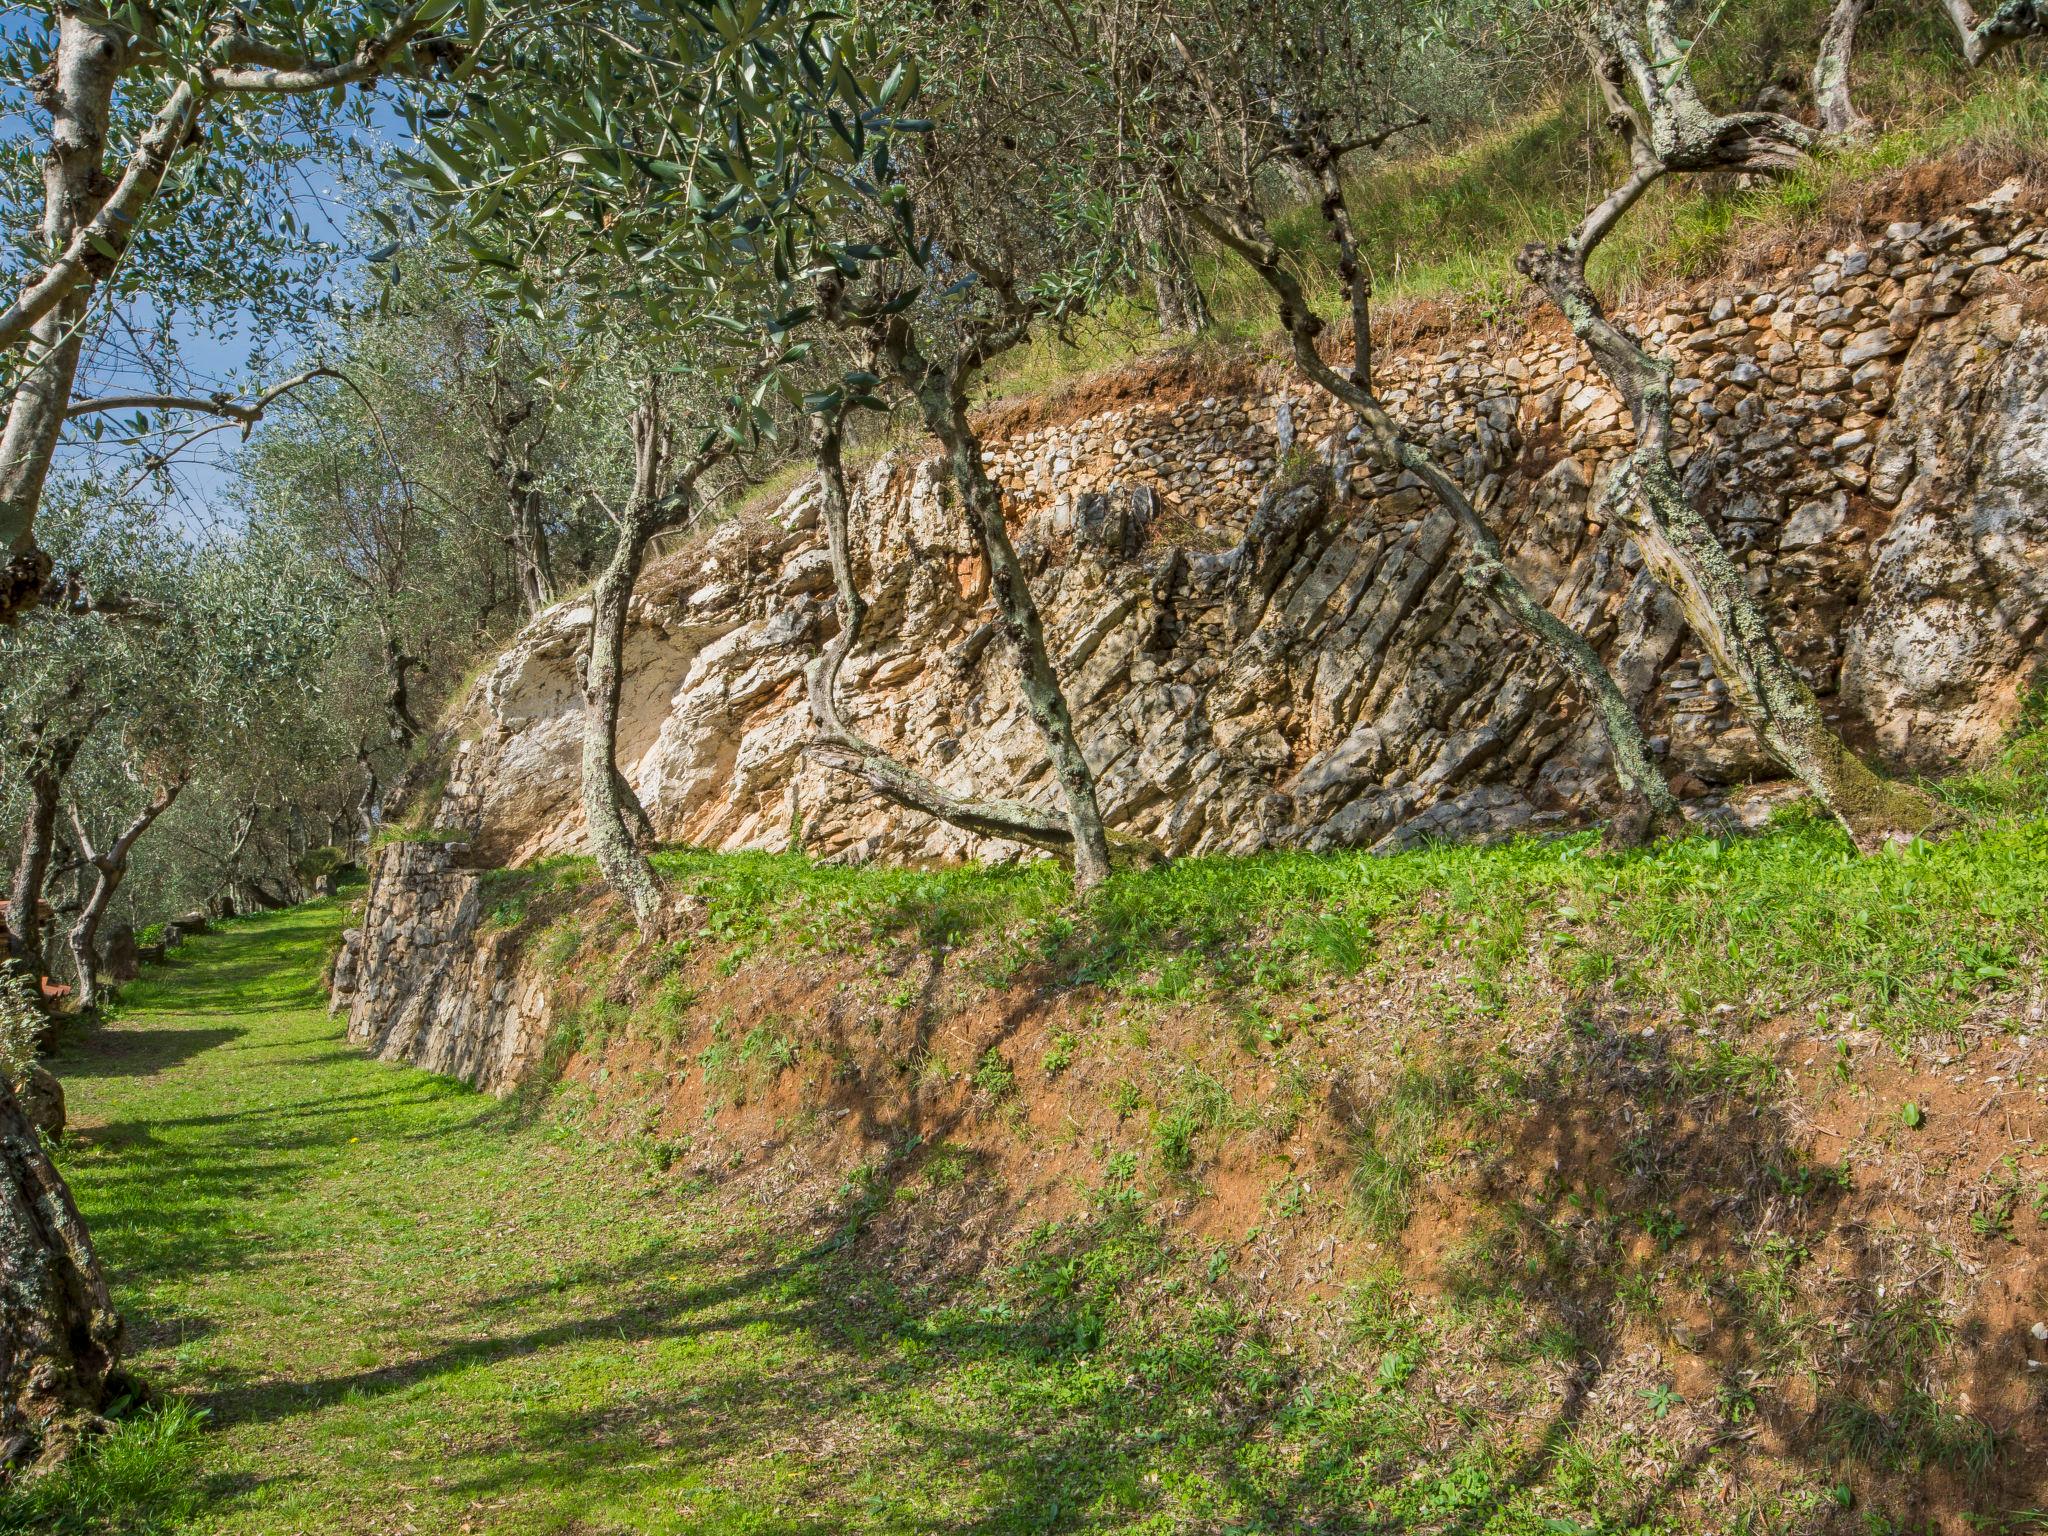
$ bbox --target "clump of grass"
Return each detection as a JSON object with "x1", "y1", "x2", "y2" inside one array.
[
  {"x1": 0, "y1": 1401, "x2": 209, "y2": 1535},
  {"x1": 1351, "y1": 1062, "x2": 1475, "y2": 1239}
]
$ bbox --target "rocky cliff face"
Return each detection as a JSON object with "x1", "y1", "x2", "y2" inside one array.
[
  {"x1": 427, "y1": 183, "x2": 2048, "y2": 875},
  {"x1": 344, "y1": 184, "x2": 2048, "y2": 1091}
]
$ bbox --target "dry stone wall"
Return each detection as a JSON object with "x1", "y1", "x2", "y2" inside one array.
[{"x1": 330, "y1": 839, "x2": 552, "y2": 1095}]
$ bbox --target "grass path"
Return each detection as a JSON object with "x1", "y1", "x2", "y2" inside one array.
[{"x1": 30, "y1": 900, "x2": 1095, "y2": 1535}]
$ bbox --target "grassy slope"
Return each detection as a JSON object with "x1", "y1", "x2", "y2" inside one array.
[{"x1": 12, "y1": 727, "x2": 2046, "y2": 1534}]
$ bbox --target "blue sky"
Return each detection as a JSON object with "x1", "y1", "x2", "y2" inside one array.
[{"x1": 0, "y1": 7, "x2": 418, "y2": 531}]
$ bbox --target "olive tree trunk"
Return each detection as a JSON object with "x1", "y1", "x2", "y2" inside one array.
[
  {"x1": 510, "y1": 486, "x2": 557, "y2": 615},
  {"x1": 1134, "y1": 188, "x2": 1211, "y2": 339},
  {"x1": 1517, "y1": 2, "x2": 1943, "y2": 852},
  {"x1": 0, "y1": 1073, "x2": 124, "y2": 1472},
  {"x1": 577, "y1": 392, "x2": 722, "y2": 935},
  {"x1": 581, "y1": 500, "x2": 668, "y2": 933},
  {"x1": 67, "y1": 782, "x2": 182, "y2": 1014},
  {"x1": 0, "y1": 11, "x2": 126, "y2": 621},
  {"x1": 1178, "y1": 183, "x2": 1684, "y2": 841},
  {"x1": 10, "y1": 727, "x2": 89, "y2": 967},
  {"x1": 1937, "y1": 0, "x2": 2048, "y2": 66},
  {"x1": 879, "y1": 319, "x2": 1115, "y2": 890},
  {"x1": 804, "y1": 413, "x2": 1080, "y2": 854},
  {"x1": 1814, "y1": 0, "x2": 1875, "y2": 139}
]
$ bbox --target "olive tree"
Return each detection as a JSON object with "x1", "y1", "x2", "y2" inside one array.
[
  {"x1": 411, "y1": 0, "x2": 916, "y2": 931},
  {"x1": 1127, "y1": 0, "x2": 1685, "y2": 841},
  {"x1": 1516, "y1": 0, "x2": 1943, "y2": 851},
  {"x1": 796, "y1": 0, "x2": 1162, "y2": 887},
  {"x1": 0, "y1": 0, "x2": 519, "y2": 624}
]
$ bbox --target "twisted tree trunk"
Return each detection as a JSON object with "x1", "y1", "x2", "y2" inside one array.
[
  {"x1": 581, "y1": 499, "x2": 668, "y2": 933},
  {"x1": 510, "y1": 484, "x2": 557, "y2": 615},
  {"x1": 1814, "y1": 0, "x2": 1875, "y2": 139},
  {"x1": 886, "y1": 335, "x2": 1115, "y2": 889},
  {"x1": 11, "y1": 727, "x2": 89, "y2": 968},
  {"x1": 1135, "y1": 188, "x2": 1211, "y2": 338},
  {"x1": 1519, "y1": 5, "x2": 1943, "y2": 851},
  {"x1": 0, "y1": 1073, "x2": 123, "y2": 1472},
  {"x1": 577, "y1": 389, "x2": 722, "y2": 935},
  {"x1": 804, "y1": 414, "x2": 1079, "y2": 854},
  {"x1": 67, "y1": 781, "x2": 182, "y2": 1014},
  {"x1": 1179, "y1": 186, "x2": 1683, "y2": 841}
]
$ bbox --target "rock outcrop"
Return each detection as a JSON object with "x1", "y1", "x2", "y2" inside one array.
[
  {"x1": 428, "y1": 183, "x2": 2048, "y2": 873},
  {"x1": 344, "y1": 184, "x2": 2048, "y2": 1093}
]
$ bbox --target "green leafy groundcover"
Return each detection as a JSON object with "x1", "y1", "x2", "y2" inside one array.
[{"x1": 8, "y1": 734, "x2": 2043, "y2": 1532}]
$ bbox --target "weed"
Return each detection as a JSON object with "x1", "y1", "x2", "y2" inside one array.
[
  {"x1": 972, "y1": 1048, "x2": 1017, "y2": 1100},
  {"x1": 1153, "y1": 1107, "x2": 1199, "y2": 1173}
]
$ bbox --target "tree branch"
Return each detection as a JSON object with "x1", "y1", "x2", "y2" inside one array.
[
  {"x1": 66, "y1": 366, "x2": 345, "y2": 434},
  {"x1": 0, "y1": 83, "x2": 201, "y2": 355}
]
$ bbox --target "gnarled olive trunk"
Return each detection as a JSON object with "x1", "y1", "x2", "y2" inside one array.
[
  {"x1": 804, "y1": 416, "x2": 1079, "y2": 854},
  {"x1": 510, "y1": 485, "x2": 556, "y2": 616},
  {"x1": 1814, "y1": 0, "x2": 1875, "y2": 139},
  {"x1": 68, "y1": 783, "x2": 181, "y2": 1014},
  {"x1": 10, "y1": 730, "x2": 87, "y2": 968},
  {"x1": 581, "y1": 504, "x2": 667, "y2": 933},
  {"x1": 0, "y1": 13, "x2": 125, "y2": 623},
  {"x1": 1135, "y1": 189, "x2": 1211, "y2": 339},
  {"x1": 380, "y1": 632, "x2": 422, "y2": 752},
  {"x1": 1517, "y1": 250, "x2": 1942, "y2": 851},
  {"x1": 0, "y1": 1073, "x2": 124, "y2": 1472},
  {"x1": 882, "y1": 327, "x2": 1115, "y2": 890}
]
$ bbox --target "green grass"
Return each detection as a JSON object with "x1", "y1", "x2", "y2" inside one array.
[
  {"x1": 474, "y1": 737, "x2": 2048, "y2": 1049},
  {"x1": 0, "y1": 899, "x2": 1717, "y2": 1534},
  {"x1": 11, "y1": 745, "x2": 2043, "y2": 1530}
]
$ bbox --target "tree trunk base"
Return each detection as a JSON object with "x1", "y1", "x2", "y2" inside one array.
[
  {"x1": 1600, "y1": 798, "x2": 1688, "y2": 852},
  {"x1": 0, "y1": 1077, "x2": 125, "y2": 1477},
  {"x1": 1830, "y1": 775, "x2": 1951, "y2": 855}
]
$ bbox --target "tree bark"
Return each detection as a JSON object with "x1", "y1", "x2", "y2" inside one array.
[
  {"x1": 1938, "y1": 0, "x2": 2048, "y2": 66},
  {"x1": 578, "y1": 392, "x2": 710, "y2": 934},
  {"x1": 879, "y1": 321, "x2": 1117, "y2": 890},
  {"x1": 0, "y1": 12, "x2": 126, "y2": 624},
  {"x1": 1814, "y1": 0, "x2": 1875, "y2": 139},
  {"x1": 67, "y1": 782, "x2": 181, "y2": 1014},
  {"x1": 1518, "y1": 7, "x2": 1943, "y2": 851},
  {"x1": 804, "y1": 414, "x2": 1080, "y2": 854},
  {"x1": 1135, "y1": 188, "x2": 1211, "y2": 338},
  {"x1": 510, "y1": 484, "x2": 557, "y2": 615},
  {"x1": 0, "y1": 1072, "x2": 124, "y2": 1472},
  {"x1": 11, "y1": 729, "x2": 88, "y2": 967},
  {"x1": 581, "y1": 501, "x2": 668, "y2": 932},
  {"x1": 354, "y1": 747, "x2": 382, "y2": 857},
  {"x1": 380, "y1": 632, "x2": 422, "y2": 751}
]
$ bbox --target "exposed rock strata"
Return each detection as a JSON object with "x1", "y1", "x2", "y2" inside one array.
[
  {"x1": 344, "y1": 186, "x2": 2048, "y2": 1092},
  {"x1": 438, "y1": 184, "x2": 2048, "y2": 872}
]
